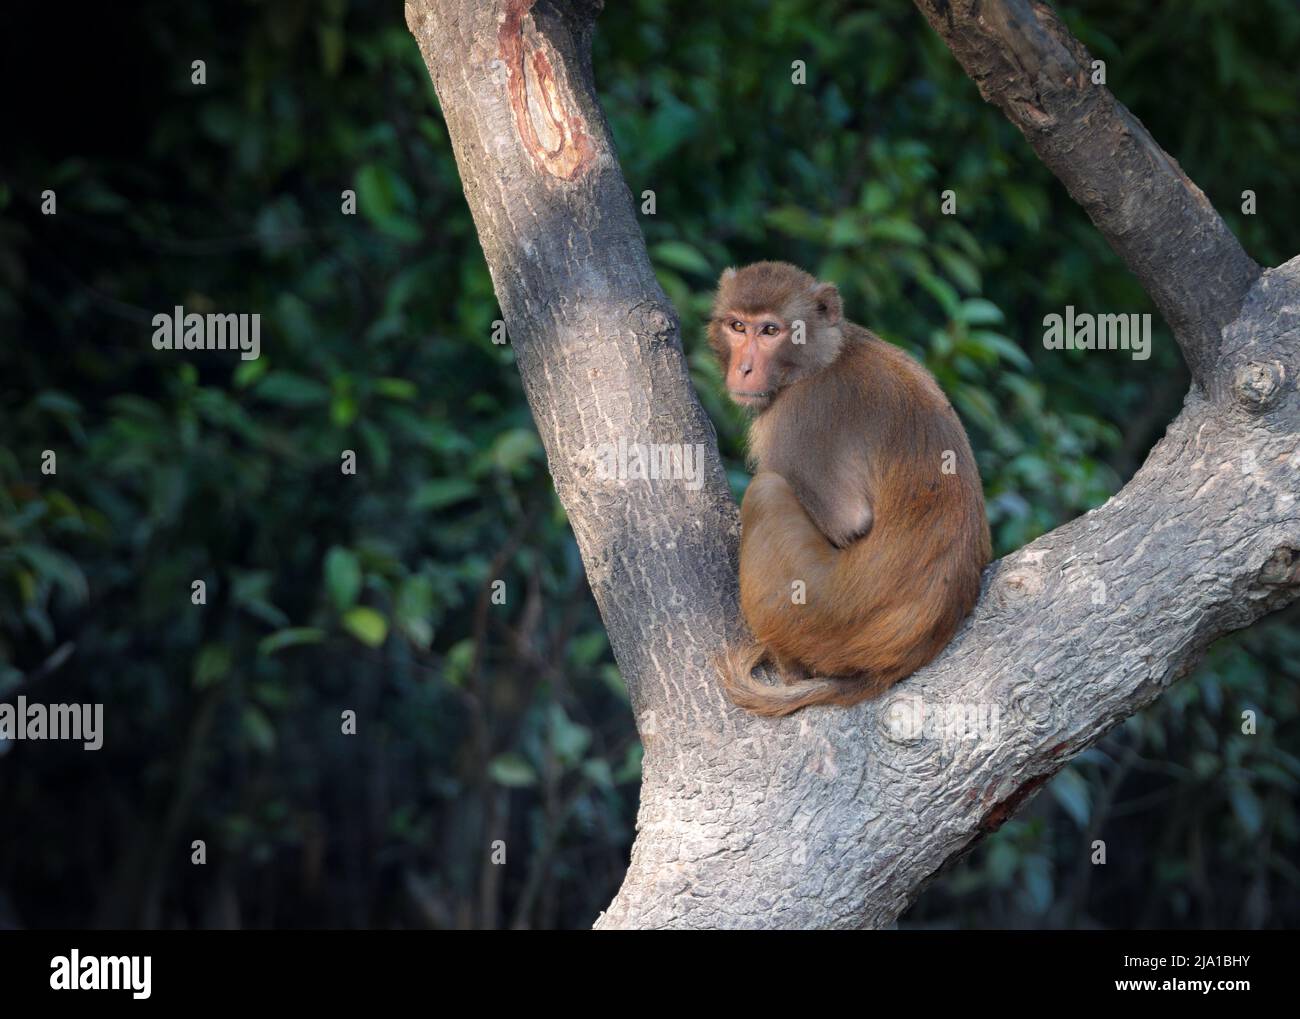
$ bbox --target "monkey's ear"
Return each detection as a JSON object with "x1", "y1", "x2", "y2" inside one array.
[
  {"x1": 720, "y1": 267, "x2": 737, "y2": 285},
  {"x1": 812, "y1": 282, "x2": 842, "y2": 325}
]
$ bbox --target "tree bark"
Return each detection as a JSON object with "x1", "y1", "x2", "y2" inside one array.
[{"x1": 407, "y1": 0, "x2": 1300, "y2": 928}]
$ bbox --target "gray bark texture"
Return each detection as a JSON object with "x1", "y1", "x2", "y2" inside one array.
[{"x1": 407, "y1": 0, "x2": 1300, "y2": 928}]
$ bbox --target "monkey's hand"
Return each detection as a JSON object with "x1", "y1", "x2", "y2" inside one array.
[{"x1": 822, "y1": 511, "x2": 873, "y2": 550}]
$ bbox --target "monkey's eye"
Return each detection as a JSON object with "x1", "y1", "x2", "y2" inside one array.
[
  {"x1": 761, "y1": 323, "x2": 780, "y2": 336},
  {"x1": 730, "y1": 320, "x2": 745, "y2": 333}
]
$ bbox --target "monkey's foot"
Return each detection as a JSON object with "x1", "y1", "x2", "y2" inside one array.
[{"x1": 773, "y1": 655, "x2": 812, "y2": 685}]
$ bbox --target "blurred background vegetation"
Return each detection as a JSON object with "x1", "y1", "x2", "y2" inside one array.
[{"x1": 1, "y1": 0, "x2": 1298, "y2": 929}]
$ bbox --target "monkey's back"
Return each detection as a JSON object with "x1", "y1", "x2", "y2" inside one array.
[{"x1": 791, "y1": 326, "x2": 989, "y2": 679}]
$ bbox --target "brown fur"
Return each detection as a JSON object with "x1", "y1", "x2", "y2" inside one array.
[{"x1": 710, "y1": 262, "x2": 991, "y2": 717}]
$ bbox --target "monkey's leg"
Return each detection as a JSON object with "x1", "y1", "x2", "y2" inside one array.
[
  {"x1": 772, "y1": 653, "x2": 811, "y2": 684},
  {"x1": 738, "y1": 472, "x2": 838, "y2": 665}
]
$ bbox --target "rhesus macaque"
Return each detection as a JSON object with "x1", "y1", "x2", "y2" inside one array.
[{"x1": 710, "y1": 262, "x2": 990, "y2": 716}]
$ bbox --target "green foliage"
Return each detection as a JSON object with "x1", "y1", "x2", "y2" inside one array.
[{"x1": 1, "y1": 0, "x2": 1297, "y2": 928}]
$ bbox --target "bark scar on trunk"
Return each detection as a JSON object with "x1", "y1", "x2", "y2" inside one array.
[
  {"x1": 979, "y1": 773, "x2": 1051, "y2": 833},
  {"x1": 498, "y1": 0, "x2": 596, "y2": 181}
]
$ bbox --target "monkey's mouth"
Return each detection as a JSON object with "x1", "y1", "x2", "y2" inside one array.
[{"x1": 729, "y1": 389, "x2": 774, "y2": 405}]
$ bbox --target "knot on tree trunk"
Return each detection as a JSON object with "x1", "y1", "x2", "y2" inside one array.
[
  {"x1": 628, "y1": 301, "x2": 680, "y2": 348},
  {"x1": 1233, "y1": 361, "x2": 1287, "y2": 411},
  {"x1": 1259, "y1": 547, "x2": 1300, "y2": 587}
]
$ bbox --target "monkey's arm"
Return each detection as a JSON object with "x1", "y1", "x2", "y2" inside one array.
[
  {"x1": 763, "y1": 441, "x2": 874, "y2": 549},
  {"x1": 755, "y1": 402, "x2": 875, "y2": 549},
  {"x1": 787, "y1": 475, "x2": 873, "y2": 549}
]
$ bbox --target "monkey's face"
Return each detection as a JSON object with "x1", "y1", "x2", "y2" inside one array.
[
  {"x1": 713, "y1": 312, "x2": 792, "y2": 409},
  {"x1": 708, "y1": 262, "x2": 845, "y2": 412}
]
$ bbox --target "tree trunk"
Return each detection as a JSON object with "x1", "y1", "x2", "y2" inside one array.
[{"x1": 406, "y1": 0, "x2": 1300, "y2": 928}]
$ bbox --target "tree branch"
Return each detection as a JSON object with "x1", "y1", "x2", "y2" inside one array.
[
  {"x1": 408, "y1": 0, "x2": 1300, "y2": 929},
  {"x1": 911, "y1": 0, "x2": 1261, "y2": 389}
]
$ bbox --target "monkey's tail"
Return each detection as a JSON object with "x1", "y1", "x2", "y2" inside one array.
[{"x1": 716, "y1": 642, "x2": 894, "y2": 718}]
